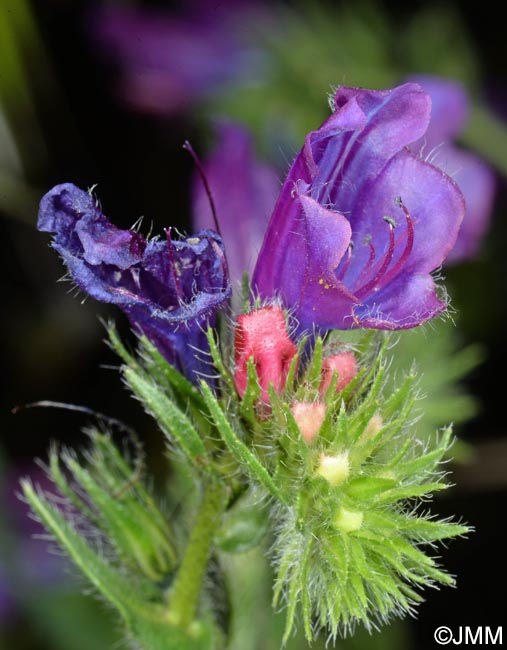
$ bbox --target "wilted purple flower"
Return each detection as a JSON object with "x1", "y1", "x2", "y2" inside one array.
[
  {"x1": 253, "y1": 83, "x2": 465, "y2": 332},
  {"x1": 93, "y1": 2, "x2": 266, "y2": 115},
  {"x1": 38, "y1": 183, "x2": 231, "y2": 380},
  {"x1": 410, "y1": 75, "x2": 496, "y2": 262},
  {"x1": 192, "y1": 123, "x2": 278, "y2": 288}
]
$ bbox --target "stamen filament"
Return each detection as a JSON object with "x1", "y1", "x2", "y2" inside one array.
[
  {"x1": 352, "y1": 238, "x2": 375, "y2": 289},
  {"x1": 183, "y1": 141, "x2": 222, "y2": 237},
  {"x1": 337, "y1": 243, "x2": 354, "y2": 281},
  {"x1": 355, "y1": 219, "x2": 396, "y2": 298},
  {"x1": 378, "y1": 199, "x2": 415, "y2": 287}
]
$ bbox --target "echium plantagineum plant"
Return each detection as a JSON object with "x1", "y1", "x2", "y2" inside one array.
[{"x1": 24, "y1": 83, "x2": 472, "y2": 650}]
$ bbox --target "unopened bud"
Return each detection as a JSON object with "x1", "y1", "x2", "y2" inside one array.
[
  {"x1": 362, "y1": 413, "x2": 383, "y2": 441},
  {"x1": 320, "y1": 352, "x2": 358, "y2": 395},
  {"x1": 316, "y1": 451, "x2": 350, "y2": 486},
  {"x1": 334, "y1": 506, "x2": 363, "y2": 532},
  {"x1": 234, "y1": 306, "x2": 297, "y2": 401},
  {"x1": 291, "y1": 402, "x2": 326, "y2": 444}
]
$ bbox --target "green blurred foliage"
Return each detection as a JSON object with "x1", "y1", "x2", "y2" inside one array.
[{"x1": 207, "y1": 2, "x2": 507, "y2": 178}]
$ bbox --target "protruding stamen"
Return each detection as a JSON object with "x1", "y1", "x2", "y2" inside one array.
[
  {"x1": 183, "y1": 140, "x2": 222, "y2": 237},
  {"x1": 337, "y1": 242, "x2": 354, "y2": 281},
  {"x1": 379, "y1": 198, "x2": 415, "y2": 287},
  {"x1": 355, "y1": 218, "x2": 396, "y2": 298},
  {"x1": 396, "y1": 199, "x2": 414, "y2": 266}
]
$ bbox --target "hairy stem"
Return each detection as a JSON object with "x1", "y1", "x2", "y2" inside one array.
[{"x1": 168, "y1": 479, "x2": 226, "y2": 628}]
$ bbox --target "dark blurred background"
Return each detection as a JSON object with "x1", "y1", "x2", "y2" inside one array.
[{"x1": 1, "y1": 1, "x2": 506, "y2": 648}]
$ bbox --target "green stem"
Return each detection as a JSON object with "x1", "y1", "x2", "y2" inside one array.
[{"x1": 168, "y1": 479, "x2": 226, "y2": 628}]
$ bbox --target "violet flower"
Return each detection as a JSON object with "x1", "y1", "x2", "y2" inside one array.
[
  {"x1": 410, "y1": 75, "x2": 496, "y2": 262},
  {"x1": 192, "y1": 123, "x2": 278, "y2": 288},
  {"x1": 93, "y1": 2, "x2": 265, "y2": 115},
  {"x1": 38, "y1": 183, "x2": 231, "y2": 381},
  {"x1": 253, "y1": 83, "x2": 465, "y2": 333}
]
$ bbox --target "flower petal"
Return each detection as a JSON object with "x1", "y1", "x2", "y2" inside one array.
[
  {"x1": 38, "y1": 183, "x2": 146, "y2": 270},
  {"x1": 254, "y1": 192, "x2": 354, "y2": 332},
  {"x1": 353, "y1": 273, "x2": 446, "y2": 330},
  {"x1": 409, "y1": 75, "x2": 469, "y2": 149},
  {"x1": 407, "y1": 75, "x2": 496, "y2": 263},
  {"x1": 93, "y1": 5, "x2": 257, "y2": 115},
  {"x1": 253, "y1": 83, "x2": 465, "y2": 332},
  {"x1": 38, "y1": 183, "x2": 231, "y2": 381},
  {"x1": 425, "y1": 145, "x2": 496, "y2": 262},
  {"x1": 349, "y1": 149, "x2": 465, "y2": 280},
  {"x1": 315, "y1": 84, "x2": 431, "y2": 210}
]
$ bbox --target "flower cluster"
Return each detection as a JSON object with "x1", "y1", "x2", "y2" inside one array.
[
  {"x1": 39, "y1": 82, "x2": 477, "y2": 375},
  {"x1": 32, "y1": 81, "x2": 478, "y2": 647}
]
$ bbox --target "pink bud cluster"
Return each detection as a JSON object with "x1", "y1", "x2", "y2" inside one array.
[{"x1": 233, "y1": 307, "x2": 359, "y2": 445}]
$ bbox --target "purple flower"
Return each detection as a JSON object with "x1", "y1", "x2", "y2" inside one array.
[
  {"x1": 409, "y1": 75, "x2": 496, "y2": 262},
  {"x1": 92, "y1": 2, "x2": 265, "y2": 115},
  {"x1": 38, "y1": 183, "x2": 231, "y2": 380},
  {"x1": 252, "y1": 83, "x2": 465, "y2": 332},
  {"x1": 192, "y1": 123, "x2": 278, "y2": 289}
]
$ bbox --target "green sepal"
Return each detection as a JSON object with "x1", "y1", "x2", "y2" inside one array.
[
  {"x1": 205, "y1": 327, "x2": 236, "y2": 394},
  {"x1": 124, "y1": 367, "x2": 212, "y2": 473},
  {"x1": 239, "y1": 358, "x2": 261, "y2": 426},
  {"x1": 299, "y1": 335, "x2": 324, "y2": 391},
  {"x1": 346, "y1": 476, "x2": 398, "y2": 500},
  {"x1": 200, "y1": 381, "x2": 287, "y2": 504},
  {"x1": 138, "y1": 335, "x2": 207, "y2": 411}
]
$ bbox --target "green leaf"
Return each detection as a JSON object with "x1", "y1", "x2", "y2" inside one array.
[
  {"x1": 130, "y1": 616, "x2": 222, "y2": 650},
  {"x1": 106, "y1": 322, "x2": 138, "y2": 367},
  {"x1": 301, "y1": 336, "x2": 324, "y2": 388},
  {"x1": 48, "y1": 445, "x2": 97, "y2": 523},
  {"x1": 285, "y1": 335, "x2": 307, "y2": 390},
  {"x1": 382, "y1": 371, "x2": 417, "y2": 420},
  {"x1": 21, "y1": 480, "x2": 150, "y2": 623},
  {"x1": 394, "y1": 426, "x2": 453, "y2": 479}
]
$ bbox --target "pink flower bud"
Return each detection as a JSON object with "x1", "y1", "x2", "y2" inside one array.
[
  {"x1": 291, "y1": 402, "x2": 326, "y2": 444},
  {"x1": 320, "y1": 352, "x2": 358, "y2": 395},
  {"x1": 234, "y1": 306, "x2": 297, "y2": 401}
]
